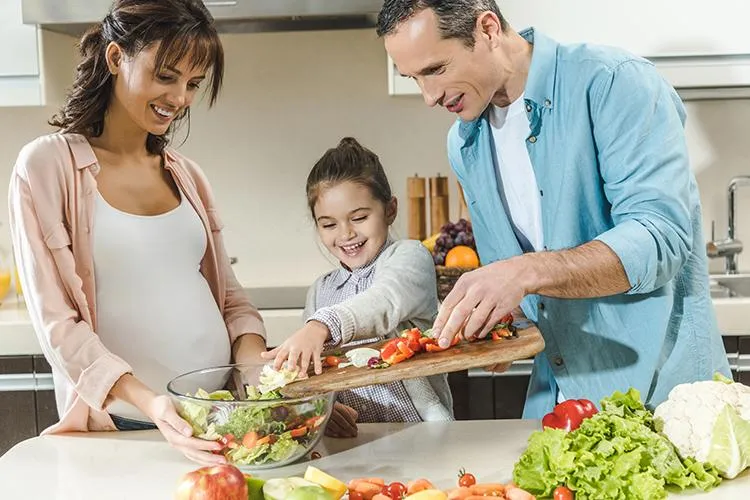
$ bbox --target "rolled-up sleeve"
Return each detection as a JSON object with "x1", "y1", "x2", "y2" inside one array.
[{"x1": 591, "y1": 60, "x2": 693, "y2": 294}]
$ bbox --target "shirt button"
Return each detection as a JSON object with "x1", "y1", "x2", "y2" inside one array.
[
  {"x1": 525, "y1": 104, "x2": 532, "y2": 112},
  {"x1": 554, "y1": 357, "x2": 564, "y2": 366},
  {"x1": 539, "y1": 189, "x2": 544, "y2": 197},
  {"x1": 544, "y1": 99, "x2": 552, "y2": 107},
  {"x1": 83, "y1": 269, "x2": 91, "y2": 277},
  {"x1": 84, "y1": 227, "x2": 90, "y2": 233},
  {"x1": 539, "y1": 302, "x2": 545, "y2": 311},
  {"x1": 528, "y1": 136, "x2": 537, "y2": 143}
]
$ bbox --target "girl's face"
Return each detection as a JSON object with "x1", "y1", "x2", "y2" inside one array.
[
  {"x1": 107, "y1": 41, "x2": 207, "y2": 136},
  {"x1": 313, "y1": 181, "x2": 397, "y2": 269}
]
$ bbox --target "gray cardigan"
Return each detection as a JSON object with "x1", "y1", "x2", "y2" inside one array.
[{"x1": 304, "y1": 240, "x2": 454, "y2": 421}]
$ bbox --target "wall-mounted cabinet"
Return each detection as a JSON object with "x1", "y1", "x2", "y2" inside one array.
[
  {"x1": 388, "y1": 0, "x2": 750, "y2": 100},
  {"x1": 0, "y1": 0, "x2": 43, "y2": 106}
]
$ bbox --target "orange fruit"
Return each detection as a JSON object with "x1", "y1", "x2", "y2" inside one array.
[{"x1": 445, "y1": 246, "x2": 479, "y2": 268}]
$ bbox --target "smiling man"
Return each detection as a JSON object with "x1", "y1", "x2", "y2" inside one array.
[{"x1": 377, "y1": 0, "x2": 731, "y2": 418}]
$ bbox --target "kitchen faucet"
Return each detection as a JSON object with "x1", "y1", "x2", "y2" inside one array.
[{"x1": 706, "y1": 175, "x2": 750, "y2": 274}]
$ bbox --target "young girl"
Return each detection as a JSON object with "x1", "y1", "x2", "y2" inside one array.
[
  {"x1": 9, "y1": 0, "x2": 266, "y2": 464},
  {"x1": 262, "y1": 137, "x2": 453, "y2": 436}
]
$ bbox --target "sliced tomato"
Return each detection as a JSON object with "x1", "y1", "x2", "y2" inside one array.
[{"x1": 499, "y1": 312, "x2": 514, "y2": 327}]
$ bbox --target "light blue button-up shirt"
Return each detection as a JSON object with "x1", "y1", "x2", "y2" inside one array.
[{"x1": 447, "y1": 28, "x2": 731, "y2": 419}]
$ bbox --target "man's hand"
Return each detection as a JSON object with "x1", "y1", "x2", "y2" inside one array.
[{"x1": 433, "y1": 257, "x2": 529, "y2": 348}]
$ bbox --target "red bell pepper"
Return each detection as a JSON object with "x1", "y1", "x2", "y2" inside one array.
[
  {"x1": 400, "y1": 328, "x2": 423, "y2": 353},
  {"x1": 541, "y1": 399, "x2": 598, "y2": 432},
  {"x1": 380, "y1": 338, "x2": 415, "y2": 365}
]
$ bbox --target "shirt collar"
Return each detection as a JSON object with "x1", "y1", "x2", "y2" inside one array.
[
  {"x1": 331, "y1": 239, "x2": 393, "y2": 288},
  {"x1": 457, "y1": 28, "x2": 559, "y2": 140},
  {"x1": 519, "y1": 27, "x2": 559, "y2": 110},
  {"x1": 66, "y1": 133, "x2": 178, "y2": 173}
]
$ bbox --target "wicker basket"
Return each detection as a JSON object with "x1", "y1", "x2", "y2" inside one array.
[{"x1": 435, "y1": 265, "x2": 475, "y2": 302}]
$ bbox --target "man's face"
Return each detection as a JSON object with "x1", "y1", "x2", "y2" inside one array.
[{"x1": 384, "y1": 8, "x2": 501, "y2": 121}]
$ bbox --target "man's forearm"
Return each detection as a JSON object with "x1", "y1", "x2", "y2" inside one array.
[{"x1": 521, "y1": 240, "x2": 631, "y2": 298}]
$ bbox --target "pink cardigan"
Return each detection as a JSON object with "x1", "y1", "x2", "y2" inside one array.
[{"x1": 8, "y1": 133, "x2": 266, "y2": 434}]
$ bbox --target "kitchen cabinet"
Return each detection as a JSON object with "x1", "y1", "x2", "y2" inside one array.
[
  {"x1": 0, "y1": 0, "x2": 42, "y2": 106},
  {"x1": 387, "y1": 0, "x2": 750, "y2": 99},
  {"x1": 0, "y1": 357, "x2": 37, "y2": 456},
  {"x1": 32, "y1": 356, "x2": 57, "y2": 433}
]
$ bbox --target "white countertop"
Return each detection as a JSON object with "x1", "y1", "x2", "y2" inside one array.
[{"x1": 0, "y1": 420, "x2": 747, "y2": 499}]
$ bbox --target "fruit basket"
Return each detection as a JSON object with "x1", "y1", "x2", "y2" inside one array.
[
  {"x1": 167, "y1": 364, "x2": 334, "y2": 471},
  {"x1": 423, "y1": 219, "x2": 480, "y2": 302}
]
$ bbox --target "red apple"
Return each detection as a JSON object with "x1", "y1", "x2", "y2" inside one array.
[{"x1": 175, "y1": 464, "x2": 248, "y2": 500}]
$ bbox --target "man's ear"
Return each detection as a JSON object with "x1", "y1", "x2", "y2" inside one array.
[
  {"x1": 386, "y1": 196, "x2": 398, "y2": 225},
  {"x1": 105, "y1": 42, "x2": 123, "y2": 75}
]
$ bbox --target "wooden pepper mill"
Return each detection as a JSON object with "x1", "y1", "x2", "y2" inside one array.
[
  {"x1": 407, "y1": 175, "x2": 427, "y2": 240},
  {"x1": 429, "y1": 175, "x2": 450, "y2": 234}
]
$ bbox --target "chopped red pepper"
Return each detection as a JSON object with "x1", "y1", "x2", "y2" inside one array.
[
  {"x1": 380, "y1": 338, "x2": 415, "y2": 365},
  {"x1": 400, "y1": 328, "x2": 423, "y2": 353},
  {"x1": 542, "y1": 399, "x2": 598, "y2": 432}
]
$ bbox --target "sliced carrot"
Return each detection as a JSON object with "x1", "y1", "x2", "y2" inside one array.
[
  {"x1": 470, "y1": 483, "x2": 507, "y2": 495},
  {"x1": 407, "y1": 478, "x2": 435, "y2": 494},
  {"x1": 348, "y1": 480, "x2": 384, "y2": 499},
  {"x1": 289, "y1": 426, "x2": 307, "y2": 438},
  {"x1": 446, "y1": 486, "x2": 474, "y2": 500}
]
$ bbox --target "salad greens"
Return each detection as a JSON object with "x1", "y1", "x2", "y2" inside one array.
[
  {"x1": 175, "y1": 367, "x2": 329, "y2": 468},
  {"x1": 513, "y1": 388, "x2": 722, "y2": 499}
]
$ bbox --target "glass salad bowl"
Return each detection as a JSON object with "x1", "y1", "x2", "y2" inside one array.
[{"x1": 167, "y1": 363, "x2": 334, "y2": 471}]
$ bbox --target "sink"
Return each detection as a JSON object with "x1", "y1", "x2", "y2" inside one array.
[{"x1": 710, "y1": 274, "x2": 750, "y2": 299}]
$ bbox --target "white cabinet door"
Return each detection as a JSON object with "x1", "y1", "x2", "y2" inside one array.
[
  {"x1": 499, "y1": 0, "x2": 750, "y2": 58},
  {"x1": 0, "y1": 0, "x2": 39, "y2": 77}
]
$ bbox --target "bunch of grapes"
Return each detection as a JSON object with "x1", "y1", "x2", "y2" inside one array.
[{"x1": 432, "y1": 218, "x2": 475, "y2": 265}]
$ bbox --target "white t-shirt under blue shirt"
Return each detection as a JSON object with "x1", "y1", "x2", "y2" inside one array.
[
  {"x1": 489, "y1": 95, "x2": 566, "y2": 403},
  {"x1": 488, "y1": 94, "x2": 544, "y2": 253}
]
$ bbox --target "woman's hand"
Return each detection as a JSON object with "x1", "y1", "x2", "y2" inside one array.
[
  {"x1": 111, "y1": 374, "x2": 224, "y2": 465},
  {"x1": 261, "y1": 321, "x2": 329, "y2": 376},
  {"x1": 325, "y1": 402, "x2": 358, "y2": 438},
  {"x1": 145, "y1": 394, "x2": 227, "y2": 465}
]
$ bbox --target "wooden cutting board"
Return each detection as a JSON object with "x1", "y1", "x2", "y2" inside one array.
[{"x1": 279, "y1": 316, "x2": 545, "y2": 398}]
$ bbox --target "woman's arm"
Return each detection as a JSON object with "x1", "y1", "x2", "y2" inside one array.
[{"x1": 9, "y1": 147, "x2": 131, "y2": 412}]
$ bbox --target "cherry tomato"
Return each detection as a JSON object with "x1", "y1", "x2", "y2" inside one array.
[
  {"x1": 348, "y1": 491, "x2": 364, "y2": 500},
  {"x1": 324, "y1": 356, "x2": 341, "y2": 368},
  {"x1": 457, "y1": 468, "x2": 476, "y2": 487},
  {"x1": 553, "y1": 485, "x2": 574, "y2": 500},
  {"x1": 386, "y1": 482, "x2": 408, "y2": 500}
]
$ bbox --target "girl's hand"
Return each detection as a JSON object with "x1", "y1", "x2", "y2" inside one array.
[
  {"x1": 145, "y1": 394, "x2": 226, "y2": 465},
  {"x1": 325, "y1": 402, "x2": 359, "y2": 438},
  {"x1": 261, "y1": 321, "x2": 329, "y2": 376}
]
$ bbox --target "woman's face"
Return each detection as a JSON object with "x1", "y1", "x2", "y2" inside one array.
[{"x1": 107, "y1": 41, "x2": 207, "y2": 136}]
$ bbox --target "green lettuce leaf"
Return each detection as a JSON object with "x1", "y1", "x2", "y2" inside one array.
[{"x1": 513, "y1": 388, "x2": 722, "y2": 499}]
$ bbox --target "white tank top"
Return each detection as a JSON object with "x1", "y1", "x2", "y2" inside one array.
[{"x1": 93, "y1": 189, "x2": 231, "y2": 421}]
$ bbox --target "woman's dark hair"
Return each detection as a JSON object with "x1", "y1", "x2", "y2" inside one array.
[
  {"x1": 306, "y1": 137, "x2": 393, "y2": 218},
  {"x1": 49, "y1": 0, "x2": 224, "y2": 155}
]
